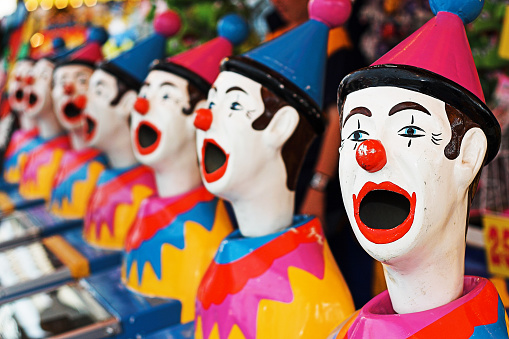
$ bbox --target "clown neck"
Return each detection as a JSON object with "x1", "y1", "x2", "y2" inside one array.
[
  {"x1": 231, "y1": 160, "x2": 295, "y2": 238},
  {"x1": 35, "y1": 109, "x2": 64, "y2": 140},
  {"x1": 102, "y1": 130, "x2": 137, "y2": 169},
  {"x1": 19, "y1": 114, "x2": 36, "y2": 131},
  {"x1": 67, "y1": 126, "x2": 86, "y2": 151},
  {"x1": 152, "y1": 143, "x2": 202, "y2": 198},
  {"x1": 382, "y1": 204, "x2": 467, "y2": 314}
]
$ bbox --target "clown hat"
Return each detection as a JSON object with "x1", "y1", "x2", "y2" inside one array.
[
  {"x1": 56, "y1": 26, "x2": 108, "y2": 69},
  {"x1": 152, "y1": 13, "x2": 249, "y2": 94},
  {"x1": 98, "y1": 10, "x2": 181, "y2": 91},
  {"x1": 221, "y1": 0, "x2": 352, "y2": 133},
  {"x1": 338, "y1": 0, "x2": 500, "y2": 163}
]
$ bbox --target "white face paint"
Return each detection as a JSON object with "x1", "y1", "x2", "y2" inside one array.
[
  {"x1": 25, "y1": 59, "x2": 55, "y2": 119},
  {"x1": 7, "y1": 60, "x2": 33, "y2": 112},
  {"x1": 84, "y1": 69, "x2": 134, "y2": 150},
  {"x1": 52, "y1": 64, "x2": 93, "y2": 130},
  {"x1": 131, "y1": 70, "x2": 195, "y2": 168},
  {"x1": 338, "y1": 86, "x2": 468, "y2": 263},
  {"x1": 196, "y1": 71, "x2": 271, "y2": 200}
]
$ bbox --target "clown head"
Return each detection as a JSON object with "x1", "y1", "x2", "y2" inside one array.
[
  {"x1": 83, "y1": 64, "x2": 138, "y2": 151},
  {"x1": 25, "y1": 58, "x2": 56, "y2": 119},
  {"x1": 338, "y1": 66, "x2": 498, "y2": 265},
  {"x1": 7, "y1": 59, "x2": 34, "y2": 114},
  {"x1": 131, "y1": 65, "x2": 207, "y2": 171},
  {"x1": 52, "y1": 63, "x2": 93, "y2": 131},
  {"x1": 195, "y1": 57, "x2": 321, "y2": 237}
]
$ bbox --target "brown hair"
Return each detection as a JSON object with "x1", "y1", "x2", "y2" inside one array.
[
  {"x1": 253, "y1": 87, "x2": 317, "y2": 191},
  {"x1": 183, "y1": 82, "x2": 206, "y2": 115}
]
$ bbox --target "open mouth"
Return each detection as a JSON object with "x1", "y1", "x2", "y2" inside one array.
[
  {"x1": 84, "y1": 114, "x2": 96, "y2": 142},
  {"x1": 28, "y1": 93, "x2": 38, "y2": 107},
  {"x1": 135, "y1": 121, "x2": 161, "y2": 155},
  {"x1": 353, "y1": 181, "x2": 416, "y2": 244},
  {"x1": 201, "y1": 139, "x2": 229, "y2": 183},
  {"x1": 62, "y1": 100, "x2": 83, "y2": 122},
  {"x1": 15, "y1": 89, "x2": 24, "y2": 102}
]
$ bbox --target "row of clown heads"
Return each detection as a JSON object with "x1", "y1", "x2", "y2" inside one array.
[{"x1": 1, "y1": 0, "x2": 507, "y2": 337}]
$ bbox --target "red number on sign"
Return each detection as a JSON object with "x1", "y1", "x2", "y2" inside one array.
[{"x1": 489, "y1": 226, "x2": 501, "y2": 266}]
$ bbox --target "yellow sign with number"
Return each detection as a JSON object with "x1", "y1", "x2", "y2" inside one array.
[{"x1": 483, "y1": 213, "x2": 509, "y2": 278}]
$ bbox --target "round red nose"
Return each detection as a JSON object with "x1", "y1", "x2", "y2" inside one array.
[
  {"x1": 194, "y1": 108, "x2": 213, "y2": 131},
  {"x1": 64, "y1": 83, "x2": 75, "y2": 95},
  {"x1": 74, "y1": 95, "x2": 87, "y2": 110},
  {"x1": 134, "y1": 97, "x2": 150, "y2": 115},
  {"x1": 355, "y1": 139, "x2": 387, "y2": 173},
  {"x1": 25, "y1": 76, "x2": 35, "y2": 85}
]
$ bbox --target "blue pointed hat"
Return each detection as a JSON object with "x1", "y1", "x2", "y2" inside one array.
[
  {"x1": 222, "y1": 0, "x2": 351, "y2": 133},
  {"x1": 99, "y1": 10, "x2": 181, "y2": 91}
]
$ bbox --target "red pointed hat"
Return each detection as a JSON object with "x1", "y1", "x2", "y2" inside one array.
[
  {"x1": 151, "y1": 14, "x2": 249, "y2": 94},
  {"x1": 338, "y1": 0, "x2": 501, "y2": 163}
]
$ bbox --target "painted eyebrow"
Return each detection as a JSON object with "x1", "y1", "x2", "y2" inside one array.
[
  {"x1": 96, "y1": 80, "x2": 104, "y2": 86},
  {"x1": 160, "y1": 81, "x2": 176, "y2": 87},
  {"x1": 343, "y1": 106, "x2": 372, "y2": 126},
  {"x1": 388, "y1": 101, "x2": 430, "y2": 116},
  {"x1": 226, "y1": 86, "x2": 247, "y2": 94},
  {"x1": 142, "y1": 81, "x2": 150, "y2": 87}
]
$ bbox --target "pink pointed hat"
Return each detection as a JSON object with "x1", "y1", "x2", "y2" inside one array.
[
  {"x1": 338, "y1": 0, "x2": 500, "y2": 163},
  {"x1": 150, "y1": 14, "x2": 249, "y2": 94}
]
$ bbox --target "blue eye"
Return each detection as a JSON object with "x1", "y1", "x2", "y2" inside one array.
[
  {"x1": 163, "y1": 94, "x2": 169, "y2": 100},
  {"x1": 348, "y1": 130, "x2": 369, "y2": 142},
  {"x1": 208, "y1": 102, "x2": 215, "y2": 109},
  {"x1": 398, "y1": 125, "x2": 425, "y2": 138},
  {"x1": 230, "y1": 102, "x2": 242, "y2": 110}
]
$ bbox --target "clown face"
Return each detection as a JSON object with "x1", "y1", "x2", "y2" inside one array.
[
  {"x1": 131, "y1": 70, "x2": 196, "y2": 168},
  {"x1": 25, "y1": 59, "x2": 55, "y2": 118},
  {"x1": 7, "y1": 60, "x2": 33, "y2": 112},
  {"x1": 52, "y1": 64, "x2": 93, "y2": 130},
  {"x1": 195, "y1": 71, "x2": 295, "y2": 200},
  {"x1": 84, "y1": 69, "x2": 133, "y2": 149},
  {"x1": 338, "y1": 86, "x2": 482, "y2": 263}
]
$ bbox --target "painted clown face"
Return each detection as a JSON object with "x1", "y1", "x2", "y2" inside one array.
[
  {"x1": 131, "y1": 70, "x2": 197, "y2": 168},
  {"x1": 339, "y1": 86, "x2": 479, "y2": 263},
  {"x1": 52, "y1": 64, "x2": 93, "y2": 130},
  {"x1": 25, "y1": 59, "x2": 55, "y2": 118},
  {"x1": 196, "y1": 71, "x2": 289, "y2": 200},
  {"x1": 84, "y1": 69, "x2": 133, "y2": 149},
  {"x1": 7, "y1": 60, "x2": 33, "y2": 112}
]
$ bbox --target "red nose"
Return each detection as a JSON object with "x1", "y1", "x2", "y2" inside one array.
[
  {"x1": 64, "y1": 83, "x2": 75, "y2": 95},
  {"x1": 74, "y1": 95, "x2": 87, "y2": 110},
  {"x1": 355, "y1": 139, "x2": 387, "y2": 173},
  {"x1": 25, "y1": 76, "x2": 35, "y2": 85},
  {"x1": 14, "y1": 75, "x2": 21, "y2": 82},
  {"x1": 194, "y1": 108, "x2": 213, "y2": 131},
  {"x1": 134, "y1": 97, "x2": 149, "y2": 115}
]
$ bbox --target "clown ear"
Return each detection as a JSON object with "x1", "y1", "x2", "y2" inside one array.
[
  {"x1": 454, "y1": 127, "x2": 487, "y2": 191},
  {"x1": 262, "y1": 105, "x2": 299, "y2": 150},
  {"x1": 118, "y1": 90, "x2": 137, "y2": 120}
]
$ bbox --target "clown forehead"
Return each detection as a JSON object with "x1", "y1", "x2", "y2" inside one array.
[
  {"x1": 211, "y1": 71, "x2": 263, "y2": 99},
  {"x1": 342, "y1": 87, "x2": 448, "y2": 125},
  {"x1": 142, "y1": 70, "x2": 189, "y2": 93},
  {"x1": 13, "y1": 60, "x2": 33, "y2": 74},
  {"x1": 33, "y1": 59, "x2": 55, "y2": 75},
  {"x1": 54, "y1": 64, "x2": 93, "y2": 80}
]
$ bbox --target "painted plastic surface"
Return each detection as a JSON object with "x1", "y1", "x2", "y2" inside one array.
[
  {"x1": 18, "y1": 134, "x2": 71, "y2": 201},
  {"x1": 337, "y1": 277, "x2": 508, "y2": 338},
  {"x1": 373, "y1": 12, "x2": 485, "y2": 102},
  {"x1": 83, "y1": 165, "x2": 156, "y2": 250},
  {"x1": 3, "y1": 128, "x2": 40, "y2": 184},
  {"x1": 0, "y1": 187, "x2": 43, "y2": 214},
  {"x1": 195, "y1": 216, "x2": 355, "y2": 339},
  {"x1": 84, "y1": 267, "x2": 182, "y2": 338},
  {"x1": 49, "y1": 148, "x2": 107, "y2": 219},
  {"x1": 123, "y1": 187, "x2": 233, "y2": 323}
]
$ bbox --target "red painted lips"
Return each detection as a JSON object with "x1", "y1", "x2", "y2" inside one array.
[
  {"x1": 353, "y1": 181, "x2": 416, "y2": 244},
  {"x1": 135, "y1": 121, "x2": 161, "y2": 155},
  {"x1": 201, "y1": 138, "x2": 229, "y2": 183}
]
